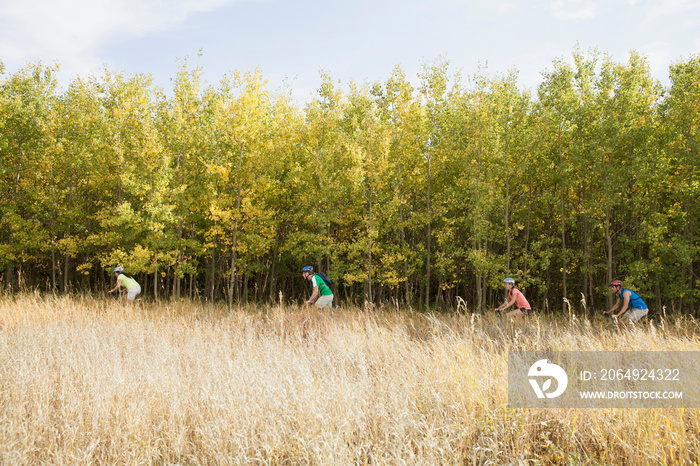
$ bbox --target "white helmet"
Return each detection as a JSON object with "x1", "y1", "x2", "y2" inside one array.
[
  {"x1": 503, "y1": 277, "x2": 515, "y2": 285},
  {"x1": 113, "y1": 266, "x2": 124, "y2": 274}
]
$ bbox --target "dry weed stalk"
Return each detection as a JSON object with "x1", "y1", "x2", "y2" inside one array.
[{"x1": 0, "y1": 294, "x2": 696, "y2": 464}]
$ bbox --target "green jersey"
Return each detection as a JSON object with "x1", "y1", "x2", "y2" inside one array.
[
  {"x1": 117, "y1": 274, "x2": 139, "y2": 290},
  {"x1": 311, "y1": 274, "x2": 333, "y2": 296}
]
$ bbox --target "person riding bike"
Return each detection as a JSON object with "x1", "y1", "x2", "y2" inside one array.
[
  {"x1": 604, "y1": 280, "x2": 648, "y2": 323},
  {"x1": 495, "y1": 277, "x2": 532, "y2": 319},
  {"x1": 301, "y1": 265, "x2": 334, "y2": 309},
  {"x1": 109, "y1": 266, "x2": 142, "y2": 302}
]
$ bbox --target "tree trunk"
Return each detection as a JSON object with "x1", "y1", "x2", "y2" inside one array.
[
  {"x1": 64, "y1": 185, "x2": 73, "y2": 294},
  {"x1": 228, "y1": 229, "x2": 238, "y2": 308},
  {"x1": 63, "y1": 252, "x2": 69, "y2": 294},
  {"x1": 175, "y1": 153, "x2": 185, "y2": 301},
  {"x1": 51, "y1": 236, "x2": 57, "y2": 293},
  {"x1": 524, "y1": 185, "x2": 532, "y2": 271},
  {"x1": 228, "y1": 142, "x2": 244, "y2": 309},
  {"x1": 153, "y1": 252, "x2": 158, "y2": 301},
  {"x1": 476, "y1": 271, "x2": 483, "y2": 313},
  {"x1": 605, "y1": 208, "x2": 613, "y2": 310},
  {"x1": 210, "y1": 246, "x2": 216, "y2": 303},
  {"x1": 368, "y1": 184, "x2": 373, "y2": 304},
  {"x1": 558, "y1": 124, "x2": 567, "y2": 311},
  {"x1": 425, "y1": 152, "x2": 432, "y2": 310},
  {"x1": 269, "y1": 231, "x2": 281, "y2": 302},
  {"x1": 504, "y1": 138, "x2": 511, "y2": 270}
]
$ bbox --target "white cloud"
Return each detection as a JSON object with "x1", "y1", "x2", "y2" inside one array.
[
  {"x1": 496, "y1": 2, "x2": 519, "y2": 14},
  {"x1": 547, "y1": 0, "x2": 599, "y2": 20},
  {"x1": 0, "y1": 0, "x2": 244, "y2": 79},
  {"x1": 640, "y1": 41, "x2": 672, "y2": 80},
  {"x1": 646, "y1": 0, "x2": 700, "y2": 19}
]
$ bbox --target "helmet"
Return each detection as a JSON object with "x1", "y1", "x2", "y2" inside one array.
[
  {"x1": 301, "y1": 266, "x2": 313, "y2": 273},
  {"x1": 113, "y1": 266, "x2": 124, "y2": 274},
  {"x1": 503, "y1": 277, "x2": 515, "y2": 285},
  {"x1": 610, "y1": 280, "x2": 622, "y2": 287}
]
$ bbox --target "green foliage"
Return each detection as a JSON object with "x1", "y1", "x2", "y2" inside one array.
[{"x1": 0, "y1": 51, "x2": 699, "y2": 313}]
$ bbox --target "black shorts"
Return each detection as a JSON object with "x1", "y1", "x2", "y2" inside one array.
[{"x1": 520, "y1": 308, "x2": 532, "y2": 315}]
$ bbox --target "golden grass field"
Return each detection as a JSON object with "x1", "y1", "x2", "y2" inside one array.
[{"x1": 0, "y1": 294, "x2": 698, "y2": 465}]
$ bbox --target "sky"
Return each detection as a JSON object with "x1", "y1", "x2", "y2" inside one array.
[{"x1": 1, "y1": 0, "x2": 699, "y2": 103}]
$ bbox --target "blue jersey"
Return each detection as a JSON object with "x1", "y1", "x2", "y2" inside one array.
[{"x1": 618, "y1": 288, "x2": 648, "y2": 310}]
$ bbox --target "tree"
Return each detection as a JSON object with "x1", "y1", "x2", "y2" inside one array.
[
  {"x1": 212, "y1": 68, "x2": 273, "y2": 306},
  {"x1": 97, "y1": 70, "x2": 172, "y2": 300},
  {"x1": 658, "y1": 55, "x2": 700, "y2": 310},
  {"x1": 0, "y1": 63, "x2": 57, "y2": 291}
]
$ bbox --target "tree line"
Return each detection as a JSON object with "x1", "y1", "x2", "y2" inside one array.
[{"x1": 1, "y1": 49, "x2": 698, "y2": 314}]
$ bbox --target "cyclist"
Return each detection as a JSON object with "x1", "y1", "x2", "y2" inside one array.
[
  {"x1": 302, "y1": 265, "x2": 333, "y2": 309},
  {"x1": 604, "y1": 280, "x2": 648, "y2": 323},
  {"x1": 109, "y1": 266, "x2": 141, "y2": 302},
  {"x1": 495, "y1": 277, "x2": 532, "y2": 318}
]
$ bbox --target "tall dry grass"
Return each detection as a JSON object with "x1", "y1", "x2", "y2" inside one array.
[{"x1": 0, "y1": 293, "x2": 697, "y2": 464}]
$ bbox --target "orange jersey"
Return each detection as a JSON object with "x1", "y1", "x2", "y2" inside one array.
[{"x1": 510, "y1": 288, "x2": 531, "y2": 309}]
